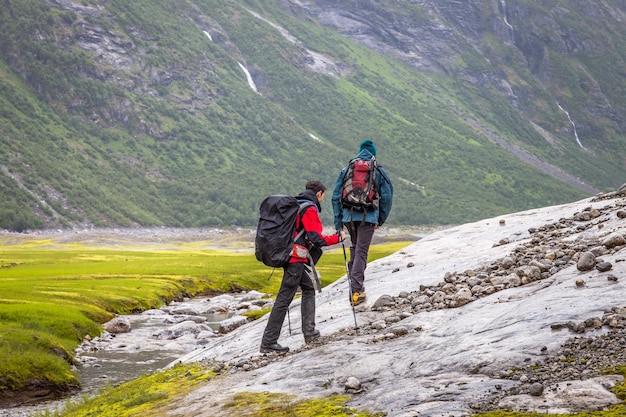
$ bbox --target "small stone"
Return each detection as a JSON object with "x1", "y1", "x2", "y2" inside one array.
[
  {"x1": 576, "y1": 279, "x2": 585, "y2": 287},
  {"x1": 345, "y1": 376, "x2": 362, "y2": 391},
  {"x1": 601, "y1": 234, "x2": 626, "y2": 249},
  {"x1": 387, "y1": 326, "x2": 409, "y2": 336},
  {"x1": 501, "y1": 256, "x2": 515, "y2": 269},
  {"x1": 529, "y1": 382, "x2": 544, "y2": 396},
  {"x1": 371, "y1": 320, "x2": 387, "y2": 330},
  {"x1": 373, "y1": 294, "x2": 396, "y2": 309},
  {"x1": 577, "y1": 251, "x2": 596, "y2": 271}
]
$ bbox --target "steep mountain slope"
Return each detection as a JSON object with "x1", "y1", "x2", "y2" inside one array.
[
  {"x1": 280, "y1": 0, "x2": 626, "y2": 184},
  {"x1": 0, "y1": 0, "x2": 624, "y2": 231}
]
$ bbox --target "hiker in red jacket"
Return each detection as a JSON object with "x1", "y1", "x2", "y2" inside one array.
[{"x1": 260, "y1": 180, "x2": 345, "y2": 354}]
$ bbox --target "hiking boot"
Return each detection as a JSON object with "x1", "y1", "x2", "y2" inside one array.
[
  {"x1": 304, "y1": 330, "x2": 320, "y2": 344},
  {"x1": 351, "y1": 292, "x2": 366, "y2": 306},
  {"x1": 260, "y1": 343, "x2": 290, "y2": 354}
]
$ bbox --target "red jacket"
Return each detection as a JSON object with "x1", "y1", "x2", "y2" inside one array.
[{"x1": 290, "y1": 192, "x2": 339, "y2": 264}]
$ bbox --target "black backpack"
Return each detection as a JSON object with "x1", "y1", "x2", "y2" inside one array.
[
  {"x1": 340, "y1": 157, "x2": 379, "y2": 210},
  {"x1": 255, "y1": 195, "x2": 313, "y2": 268}
]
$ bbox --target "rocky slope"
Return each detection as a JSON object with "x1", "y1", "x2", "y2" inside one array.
[
  {"x1": 281, "y1": 0, "x2": 626, "y2": 134},
  {"x1": 163, "y1": 184, "x2": 626, "y2": 416}
]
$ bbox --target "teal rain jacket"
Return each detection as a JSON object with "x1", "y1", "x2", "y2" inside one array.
[{"x1": 331, "y1": 149, "x2": 393, "y2": 230}]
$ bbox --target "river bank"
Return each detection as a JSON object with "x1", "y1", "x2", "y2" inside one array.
[{"x1": 0, "y1": 292, "x2": 249, "y2": 417}]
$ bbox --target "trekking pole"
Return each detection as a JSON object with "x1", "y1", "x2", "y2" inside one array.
[
  {"x1": 287, "y1": 309, "x2": 292, "y2": 336},
  {"x1": 341, "y1": 234, "x2": 358, "y2": 330}
]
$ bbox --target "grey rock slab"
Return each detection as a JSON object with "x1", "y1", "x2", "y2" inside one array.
[
  {"x1": 498, "y1": 375, "x2": 623, "y2": 413},
  {"x1": 169, "y1": 196, "x2": 626, "y2": 417}
]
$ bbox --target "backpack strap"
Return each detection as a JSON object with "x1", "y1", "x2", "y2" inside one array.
[
  {"x1": 303, "y1": 259, "x2": 322, "y2": 293},
  {"x1": 375, "y1": 163, "x2": 391, "y2": 185},
  {"x1": 341, "y1": 157, "x2": 360, "y2": 182},
  {"x1": 368, "y1": 156, "x2": 378, "y2": 195},
  {"x1": 294, "y1": 201, "x2": 315, "y2": 244}
]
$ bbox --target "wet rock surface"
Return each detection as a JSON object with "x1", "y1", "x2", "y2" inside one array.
[{"x1": 170, "y1": 188, "x2": 626, "y2": 417}]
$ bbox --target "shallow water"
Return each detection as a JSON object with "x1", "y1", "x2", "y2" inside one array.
[
  {"x1": 1, "y1": 297, "x2": 235, "y2": 417},
  {"x1": 77, "y1": 308, "x2": 232, "y2": 392}
]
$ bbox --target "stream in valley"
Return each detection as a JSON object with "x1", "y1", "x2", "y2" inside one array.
[{"x1": 1, "y1": 293, "x2": 254, "y2": 417}]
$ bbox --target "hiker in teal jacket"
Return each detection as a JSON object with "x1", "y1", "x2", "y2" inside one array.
[{"x1": 332, "y1": 140, "x2": 393, "y2": 306}]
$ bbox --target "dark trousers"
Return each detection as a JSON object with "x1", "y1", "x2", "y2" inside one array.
[
  {"x1": 261, "y1": 262, "x2": 316, "y2": 346},
  {"x1": 345, "y1": 221, "x2": 376, "y2": 293}
]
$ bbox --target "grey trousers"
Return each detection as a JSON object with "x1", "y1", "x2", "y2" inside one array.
[
  {"x1": 261, "y1": 262, "x2": 316, "y2": 346},
  {"x1": 345, "y1": 221, "x2": 376, "y2": 293}
]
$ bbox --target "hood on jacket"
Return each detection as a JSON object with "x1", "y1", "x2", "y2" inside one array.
[
  {"x1": 295, "y1": 188, "x2": 322, "y2": 212},
  {"x1": 356, "y1": 148, "x2": 375, "y2": 160}
]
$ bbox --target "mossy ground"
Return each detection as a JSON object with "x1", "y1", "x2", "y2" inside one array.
[
  {"x1": 35, "y1": 365, "x2": 384, "y2": 417},
  {"x1": 37, "y1": 366, "x2": 626, "y2": 417},
  {"x1": 34, "y1": 363, "x2": 213, "y2": 417}
]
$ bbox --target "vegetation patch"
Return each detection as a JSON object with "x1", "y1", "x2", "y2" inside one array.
[
  {"x1": 35, "y1": 371, "x2": 383, "y2": 417},
  {"x1": 2, "y1": 0, "x2": 611, "y2": 232},
  {"x1": 34, "y1": 363, "x2": 213, "y2": 417},
  {"x1": 221, "y1": 392, "x2": 384, "y2": 417}
]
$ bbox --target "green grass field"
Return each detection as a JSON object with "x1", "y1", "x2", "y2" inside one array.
[{"x1": 0, "y1": 235, "x2": 411, "y2": 398}]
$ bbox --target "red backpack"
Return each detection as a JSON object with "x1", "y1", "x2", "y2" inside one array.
[{"x1": 340, "y1": 157, "x2": 379, "y2": 210}]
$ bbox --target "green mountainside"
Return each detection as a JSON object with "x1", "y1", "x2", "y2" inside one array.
[{"x1": 1, "y1": 0, "x2": 625, "y2": 231}]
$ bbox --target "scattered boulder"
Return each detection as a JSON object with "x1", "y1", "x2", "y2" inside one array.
[
  {"x1": 154, "y1": 320, "x2": 213, "y2": 340},
  {"x1": 170, "y1": 305, "x2": 201, "y2": 316},
  {"x1": 102, "y1": 317, "x2": 131, "y2": 334},
  {"x1": 595, "y1": 261, "x2": 612, "y2": 272},
  {"x1": 218, "y1": 316, "x2": 249, "y2": 334},
  {"x1": 576, "y1": 251, "x2": 596, "y2": 271},
  {"x1": 601, "y1": 234, "x2": 626, "y2": 249},
  {"x1": 372, "y1": 294, "x2": 396, "y2": 310},
  {"x1": 345, "y1": 376, "x2": 362, "y2": 392}
]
